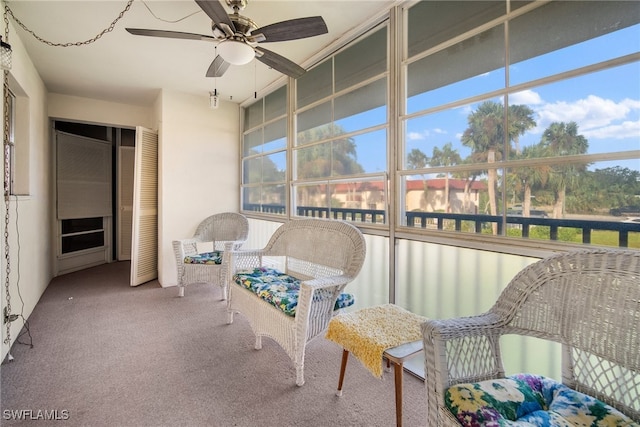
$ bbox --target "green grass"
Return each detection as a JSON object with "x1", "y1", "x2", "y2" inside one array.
[
  {"x1": 587, "y1": 230, "x2": 640, "y2": 249},
  {"x1": 506, "y1": 226, "x2": 639, "y2": 249}
]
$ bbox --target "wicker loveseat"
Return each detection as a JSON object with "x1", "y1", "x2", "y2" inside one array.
[
  {"x1": 226, "y1": 218, "x2": 366, "y2": 386},
  {"x1": 172, "y1": 212, "x2": 249, "y2": 298},
  {"x1": 422, "y1": 249, "x2": 640, "y2": 426}
]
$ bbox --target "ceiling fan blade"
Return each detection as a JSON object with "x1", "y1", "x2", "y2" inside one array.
[
  {"x1": 255, "y1": 47, "x2": 306, "y2": 79},
  {"x1": 126, "y1": 28, "x2": 217, "y2": 42},
  {"x1": 253, "y1": 17, "x2": 328, "y2": 43},
  {"x1": 206, "y1": 55, "x2": 231, "y2": 78},
  {"x1": 195, "y1": 0, "x2": 236, "y2": 33}
]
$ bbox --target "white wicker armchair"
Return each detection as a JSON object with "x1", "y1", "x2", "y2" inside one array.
[
  {"x1": 422, "y1": 248, "x2": 640, "y2": 426},
  {"x1": 172, "y1": 213, "x2": 248, "y2": 298},
  {"x1": 226, "y1": 218, "x2": 366, "y2": 386}
]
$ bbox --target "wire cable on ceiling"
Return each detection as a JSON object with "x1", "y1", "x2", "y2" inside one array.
[
  {"x1": 4, "y1": 0, "x2": 134, "y2": 47},
  {"x1": 140, "y1": 0, "x2": 202, "y2": 23}
]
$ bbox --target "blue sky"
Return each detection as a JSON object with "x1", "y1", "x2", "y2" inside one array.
[
  {"x1": 403, "y1": 59, "x2": 640, "y2": 173},
  {"x1": 266, "y1": 22, "x2": 640, "y2": 176},
  {"x1": 401, "y1": 23, "x2": 640, "y2": 175}
]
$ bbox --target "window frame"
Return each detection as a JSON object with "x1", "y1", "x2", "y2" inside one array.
[
  {"x1": 240, "y1": 86, "x2": 289, "y2": 218},
  {"x1": 3, "y1": 84, "x2": 15, "y2": 196},
  {"x1": 239, "y1": 0, "x2": 640, "y2": 254},
  {"x1": 291, "y1": 23, "x2": 390, "y2": 226}
]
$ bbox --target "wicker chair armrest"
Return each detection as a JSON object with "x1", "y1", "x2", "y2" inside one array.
[
  {"x1": 423, "y1": 312, "x2": 504, "y2": 341},
  {"x1": 300, "y1": 275, "x2": 353, "y2": 291},
  {"x1": 227, "y1": 249, "x2": 265, "y2": 273},
  {"x1": 173, "y1": 238, "x2": 200, "y2": 257},
  {"x1": 295, "y1": 275, "x2": 356, "y2": 345},
  {"x1": 423, "y1": 312, "x2": 505, "y2": 399}
]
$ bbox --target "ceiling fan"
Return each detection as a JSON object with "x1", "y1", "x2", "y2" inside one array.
[{"x1": 126, "y1": 0, "x2": 328, "y2": 79}]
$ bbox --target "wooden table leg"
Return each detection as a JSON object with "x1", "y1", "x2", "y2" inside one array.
[
  {"x1": 393, "y1": 361, "x2": 403, "y2": 427},
  {"x1": 336, "y1": 349, "x2": 349, "y2": 397}
]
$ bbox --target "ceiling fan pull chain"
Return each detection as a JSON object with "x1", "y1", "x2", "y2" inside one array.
[{"x1": 4, "y1": 0, "x2": 134, "y2": 47}]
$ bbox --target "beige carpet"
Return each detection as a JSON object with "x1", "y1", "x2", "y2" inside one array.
[{"x1": 1, "y1": 262, "x2": 427, "y2": 426}]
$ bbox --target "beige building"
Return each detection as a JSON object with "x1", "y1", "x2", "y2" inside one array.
[
  {"x1": 405, "y1": 178, "x2": 486, "y2": 214},
  {"x1": 324, "y1": 178, "x2": 486, "y2": 213}
]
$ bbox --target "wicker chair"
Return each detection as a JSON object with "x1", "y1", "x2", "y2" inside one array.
[
  {"x1": 226, "y1": 218, "x2": 366, "y2": 386},
  {"x1": 422, "y1": 248, "x2": 640, "y2": 426},
  {"x1": 172, "y1": 213, "x2": 248, "y2": 298}
]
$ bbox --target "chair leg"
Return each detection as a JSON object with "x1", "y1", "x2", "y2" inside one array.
[
  {"x1": 295, "y1": 364, "x2": 305, "y2": 387},
  {"x1": 394, "y1": 362, "x2": 404, "y2": 427},
  {"x1": 254, "y1": 335, "x2": 262, "y2": 350},
  {"x1": 178, "y1": 286, "x2": 185, "y2": 297},
  {"x1": 336, "y1": 349, "x2": 349, "y2": 396}
]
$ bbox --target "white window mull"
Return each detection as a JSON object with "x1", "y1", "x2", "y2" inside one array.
[{"x1": 56, "y1": 131, "x2": 112, "y2": 219}]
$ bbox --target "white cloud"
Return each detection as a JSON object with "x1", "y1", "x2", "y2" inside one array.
[
  {"x1": 529, "y1": 94, "x2": 640, "y2": 138},
  {"x1": 407, "y1": 131, "x2": 427, "y2": 140},
  {"x1": 433, "y1": 128, "x2": 447, "y2": 134},
  {"x1": 511, "y1": 90, "x2": 543, "y2": 105},
  {"x1": 582, "y1": 119, "x2": 640, "y2": 139},
  {"x1": 459, "y1": 104, "x2": 473, "y2": 116}
]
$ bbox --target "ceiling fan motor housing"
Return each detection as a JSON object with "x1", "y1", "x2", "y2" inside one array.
[
  {"x1": 230, "y1": 14, "x2": 258, "y2": 36},
  {"x1": 226, "y1": 0, "x2": 248, "y2": 12}
]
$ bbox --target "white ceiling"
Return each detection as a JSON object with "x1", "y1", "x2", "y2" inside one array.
[{"x1": 6, "y1": 0, "x2": 393, "y2": 106}]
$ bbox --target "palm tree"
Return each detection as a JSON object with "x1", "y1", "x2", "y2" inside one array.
[
  {"x1": 462, "y1": 102, "x2": 502, "y2": 222},
  {"x1": 508, "y1": 104, "x2": 536, "y2": 156},
  {"x1": 407, "y1": 148, "x2": 430, "y2": 210},
  {"x1": 540, "y1": 122, "x2": 589, "y2": 218},
  {"x1": 430, "y1": 142, "x2": 461, "y2": 212},
  {"x1": 407, "y1": 148, "x2": 430, "y2": 171},
  {"x1": 512, "y1": 143, "x2": 550, "y2": 216},
  {"x1": 452, "y1": 157, "x2": 481, "y2": 214},
  {"x1": 461, "y1": 101, "x2": 536, "y2": 232},
  {"x1": 296, "y1": 123, "x2": 364, "y2": 207}
]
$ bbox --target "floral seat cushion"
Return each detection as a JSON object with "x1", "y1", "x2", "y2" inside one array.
[
  {"x1": 445, "y1": 373, "x2": 636, "y2": 426},
  {"x1": 233, "y1": 267, "x2": 355, "y2": 317},
  {"x1": 183, "y1": 251, "x2": 223, "y2": 265}
]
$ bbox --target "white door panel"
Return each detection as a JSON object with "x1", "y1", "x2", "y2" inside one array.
[{"x1": 130, "y1": 127, "x2": 158, "y2": 286}]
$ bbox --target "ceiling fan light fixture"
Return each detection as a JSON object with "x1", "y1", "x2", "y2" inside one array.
[{"x1": 217, "y1": 40, "x2": 254, "y2": 65}]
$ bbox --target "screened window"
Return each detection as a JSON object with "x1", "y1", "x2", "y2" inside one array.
[
  {"x1": 400, "y1": 0, "x2": 640, "y2": 248},
  {"x1": 293, "y1": 25, "x2": 389, "y2": 224},
  {"x1": 241, "y1": 86, "x2": 287, "y2": 215},
  {"x1": 241, "y1": 0, "x2": 639, "y2": 249}
]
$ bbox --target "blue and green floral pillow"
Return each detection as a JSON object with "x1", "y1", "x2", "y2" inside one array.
[
  {"x1": 445, "y1": 373, "x2": 636, "y2": 426},
  {"x1": 233, "y1": 267, "x2": 354, "y2": 317},
  {"x1": 183, "y1": 251, "x2": 223, "y2": 265}
]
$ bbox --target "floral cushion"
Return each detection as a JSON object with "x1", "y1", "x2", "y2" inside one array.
[
  {"x1": 445, "y1": 373, "x2": 636, "y2": 426},
  {"x1": 233, "y1": 267, "x2": 355, "y2": 317},
  {"x1": 183, "y1": 251, "x2": 223, "y2": 265}
]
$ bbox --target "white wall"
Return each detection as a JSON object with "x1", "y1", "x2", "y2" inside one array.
[
  {"x1": 46, "y1": 89, "x2": 241, "y2": 288},
  {"x1": 0, "y1": 19, "x2": 241, "y2": 361},
  {"x1": 158, "y1": 90, "x2": 240, "y2": 287},
  {"x1": 1, "y1": 17, "x2": 52, "y2": 361},
  {"x1": 48, "y1": 93, "x2": 154, "y2": 129}
]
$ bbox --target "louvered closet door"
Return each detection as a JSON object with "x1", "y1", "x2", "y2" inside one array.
[{"x1": 130, "y1": 127, "x2": 158, "y2": 286}]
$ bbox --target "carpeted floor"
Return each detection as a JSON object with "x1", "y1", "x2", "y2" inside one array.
[{"x1": 1, "y1": 262, "x2": 427, "y2": 426}]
